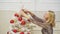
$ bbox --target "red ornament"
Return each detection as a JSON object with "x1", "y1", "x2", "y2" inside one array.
[
  {"x1": 10, "y1": 20, "x2": 14, "y2": 24},
  {"x1": 18, "y1": 17, "x2": 22, "y2": 21},
  {"x1": 27, "y1": 19, "x2": 31, "y2": 22},
  {"x1": 20, "y1": 32, "x2": 24, "y2": 34},
  {"x1": 12, "y1": 29, "x2": 17, "y2": 33},
  {"x1": 14, "y1": 13, "x2": 19, "y2": 17},
  {"x1": 21, "y1": 20, "x2": 26, "y2": 25}
]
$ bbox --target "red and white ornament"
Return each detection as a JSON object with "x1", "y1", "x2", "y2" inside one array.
[
  {"x1": 21, "y1": 20, "x2": 26, "y2": 25},
  {"x1": 14, "y1": 13, "x2": 19, "y2": 17},
  {"x1": 20, "y1": 32, "x2": 24, "y2": 34},
  {"x1": 12, "y1": 29, "x2": 18, "y2": 33},
  {"x1": 10, "y1": 20, "x2": 14, "y2": 24},
  {"x1": 18, "y1": 17, "x2": 22, "y2": 21}
]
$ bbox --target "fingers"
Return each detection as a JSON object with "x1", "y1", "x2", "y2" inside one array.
[
  {"x1": 21, "y1": 10, "x2": 30, "y2": 19},
  {"x1": 21, "y1": 9, "x2": 31, "y2": 14}
]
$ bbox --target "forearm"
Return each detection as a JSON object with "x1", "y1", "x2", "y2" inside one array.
[
  {"x1": 30, "y1": 18, "x2": 49, "y2": 29},
  {"x1": 28, "y1": 11, "x2": 35, "y2": 17},
  {"x1": 28, "y1": 11, "x2": 44, "y2": 23}
]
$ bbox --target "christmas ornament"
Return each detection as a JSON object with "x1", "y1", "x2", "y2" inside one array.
[
  {"x1": 20, "y1": 32, "x2": 24, "y2": 34},
  {"x1": 10, "y1": 20, "x2": 14, "y2": 24},
  {"x1": 12, "y1": 29, "x2": 18, "y2": 33},
  {"x1": 14, "y1": 13, "x2": 19, "y2": 17},
  {"x1": 21, "y1": 20, "x2": 26, "y2": 25},
  {"x1": 18, "y1": 17, "x2": 22, "y2": 21}
]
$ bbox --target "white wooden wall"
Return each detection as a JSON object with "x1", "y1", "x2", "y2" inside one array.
[{"x1": 0, "y1": 0, "x2": 60, "y2": 34}]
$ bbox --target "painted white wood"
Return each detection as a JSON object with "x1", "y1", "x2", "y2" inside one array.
[
  {"x1": 0, "y1": 0, "x2": 60, "y2": 11},
  {"x1": 0, "y1": 0, "x2": 34, "y2": 2}
]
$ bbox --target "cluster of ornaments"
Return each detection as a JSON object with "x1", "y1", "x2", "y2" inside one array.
[{"x1": 7, "y1": 10, "x2": 35, "y2": 34}]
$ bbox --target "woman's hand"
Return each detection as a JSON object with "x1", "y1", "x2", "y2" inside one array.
[
  {"x1": 22, "y1": 9, "x2": 35, "y2": 17},
  {"x1": 20, "y1": 9, "x2": 30, "y2": 19}
]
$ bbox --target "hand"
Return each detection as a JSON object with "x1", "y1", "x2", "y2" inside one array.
[
  {"x1": 21, "y1": 9, "x2": 35, "y2": 19},
  {"x1": 21, "y1": 9, "x2": 29, "y2": 14},
  {"x1": 21, "y1": 9, "x2": 34, "y2": 15},
  {"x1": 20, "y1": 10, "x2": 30, "y2": 19}
]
